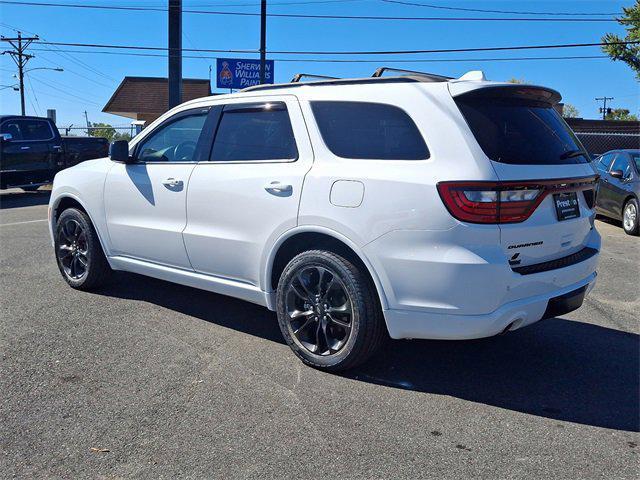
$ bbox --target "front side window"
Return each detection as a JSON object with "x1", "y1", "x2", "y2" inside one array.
[
  {"x1": 456, "y1": 97, "x2": 589, "y2": 165},
  {"x1": 210, "y1": 103, "x2": 297, "y2": 162},
  {"x1": 597, "y1": 153, "x2": 615, "y2": 172},
  {"x1": 610, "y1": 154, "x2": 630, "y2": 177},
  {"x1": 310, "y1": 101, "x2": 429, "y2": 160},
  {"x1": 0, "y1": 119, "x2": 54, "y2": 141},
  {"x1": 137, "y1": 112, "x2": 208, "y2": 162},
  {"x1": 630, "y1": 152, "x2": 640, "y2": 174}
]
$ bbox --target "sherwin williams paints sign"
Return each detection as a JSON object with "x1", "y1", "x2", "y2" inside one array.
[{"x1": 216, "y1": 58, "x2": 275, "y2": 89}]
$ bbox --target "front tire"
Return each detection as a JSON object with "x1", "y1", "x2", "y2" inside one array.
[
  {"x1": 276, "y1": 250, "x2": 385, "y2": 371},
  {"x1": 54, "y1": 208, "x2": 112, "y2": 290},
  {"x1": 623, "y1": 198, "x2": 639, "y2": 236}
]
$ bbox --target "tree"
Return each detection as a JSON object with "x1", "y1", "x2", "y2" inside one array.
[
  {"x1": 89, "y1": 122, "x2": 116, "y2": 141},
  {"x1": 507, "y1": 78, "x2": 526, "y2": 84},
  {"x1": 562, "y1": 103, "x2": 580, "y2": 118},
  {"x1": 602, "y1": 1, "x2": 640, "y2": 80},
  {"x1": 113, "y1": 132, "x2": 132, "y2": 142},
  {"x1": 605, "y1": 108, "x2": 638, "y2": 121}
]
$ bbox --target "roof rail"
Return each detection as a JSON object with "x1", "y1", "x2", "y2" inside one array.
[
  {"x1": 242, "y1": 76, "x2": 424, "y2": 92},
  {"x1": 372, "y1": 67, "x2": 452, "y2": 82},
  {"x1": 291, "y1": 73, "x2": 339, "y2": 83}
]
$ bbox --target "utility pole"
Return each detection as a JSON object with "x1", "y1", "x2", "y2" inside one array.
[
  {"x1": 596, "y1": 96, "x2": 614, "y2": 120},
  {"x1": 260, "y1": 0, "x2": 267, "y2": 84},
  {"x1": 1, "y1": 32, "x2": 39, "y2": 116},
  {"x1": 84, "y1": 110, "x2": 91, "y2": 135},
  {"x1": 168, "y1": 0, "x2": 182, "y2": 109}
]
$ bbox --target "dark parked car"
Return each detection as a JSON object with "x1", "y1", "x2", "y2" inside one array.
[
  {"x1": 0, "y1": 115, "x2": 109, "y2": 191},
  {"x1": 593, "y1": 149, "x2": 640, "y2": 236}
]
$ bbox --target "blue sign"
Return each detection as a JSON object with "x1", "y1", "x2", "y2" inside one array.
[{"x1": 216, "y1": 58, "x2": 274, "y2": 90}]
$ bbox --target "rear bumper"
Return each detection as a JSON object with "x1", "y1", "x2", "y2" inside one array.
[{"x1": 384, "y1": 271, "x2": 596, "y2": 340}]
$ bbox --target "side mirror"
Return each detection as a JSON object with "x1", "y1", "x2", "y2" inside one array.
[
  {"x1": 610, "y1": 169, "x2": 624, "y2": 179},
  {"x1": 109, "y1": 140, "x2": 131, "y2": 163},
  {"x1": 0, "y1": 133, "x2": 13, "y2": 142}
]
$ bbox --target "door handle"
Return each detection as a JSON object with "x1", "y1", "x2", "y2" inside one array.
[
  {"x1": 20, "y1": 146, "x2": 30, "y2": 150},
  {"x1": 162, "y1": 178, "x2": 183, "y2": 188},
  {"x1": 264, "y1": 182, "x2": 292, "y2": 194}
]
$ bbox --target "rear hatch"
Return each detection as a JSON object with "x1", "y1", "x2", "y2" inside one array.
[{"x1": 449, "y1": 83, "x2": 598, "y2": 269}]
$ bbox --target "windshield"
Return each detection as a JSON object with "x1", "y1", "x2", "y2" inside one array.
[{"x1": 456, "y1": 97, "x2": 588, "y2": 165}]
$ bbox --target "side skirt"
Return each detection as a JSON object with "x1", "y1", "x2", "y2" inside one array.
[{"x1": 108, "y1": 255, "x2": 271, "y2": 309}]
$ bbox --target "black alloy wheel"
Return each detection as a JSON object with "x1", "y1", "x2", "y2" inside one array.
[{"x1": 276, "y1": 250, "x2": 386, "y2": 371}]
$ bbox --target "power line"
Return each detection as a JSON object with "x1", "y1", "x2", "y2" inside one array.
[
  {"x1": 35, "y1": 39, "x2": 638, "y2": 56},
  {"x1": 29, "y1": 74, "x2": 102, "y2": 106},
  {"x1": 379, "y1": 0, "x2": 619, "y2": 16},
  {"x1": 0, "y1": 1, "x2": 623, "y2": 22},
  {"x1": 190, "y1": 0, "x2": 366, "y2": 5},
  {"x1": 0, "y1": 22, "x2": 116, "y2": 85},
  {"x1": 28, "y1": 48, "x2": 608, "y2": 64},
  {"x1": 25, "y1": 72, "x2": 41, "y2": 116}
]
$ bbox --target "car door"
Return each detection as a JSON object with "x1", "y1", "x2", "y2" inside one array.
[
  {"x1": 104, "y1": 107, "x2": 211, "y2": 269},
  {"x1": 183, "y1": 96, "x2": 313, "y2": 287},
  {"x1": 596, "y1": 152, "x2": 619, "y2": 216},
  {"x1": 605, "y1": 153, "x2": 633, "y2": 218},
  {"x1": 0, "y1": 117, "x2": 57, "y2": 187}
]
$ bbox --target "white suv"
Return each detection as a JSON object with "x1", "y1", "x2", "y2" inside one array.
[{"x1": 49, "y1": 69, "x2": 600, "y2": 371}]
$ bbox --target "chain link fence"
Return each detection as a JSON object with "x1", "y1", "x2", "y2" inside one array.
[
  {"x1": 576, "y1": 132, "x2": 640, "y2": 156},
  {"x1": 58, "y1": 126, "x2": 138, "y2": 141}
]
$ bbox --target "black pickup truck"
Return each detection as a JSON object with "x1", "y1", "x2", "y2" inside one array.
[{"x1": 0, "y1": 115, "x2": 109, "y2": 191}]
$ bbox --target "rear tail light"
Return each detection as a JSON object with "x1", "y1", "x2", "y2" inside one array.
[{"x1": 437, "y1": 176, "x2": 598, "y2": 224}]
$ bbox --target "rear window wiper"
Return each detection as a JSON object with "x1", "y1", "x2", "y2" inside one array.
[{"x1": 560, "y1": 149, "x2": 586, "y2": 160}]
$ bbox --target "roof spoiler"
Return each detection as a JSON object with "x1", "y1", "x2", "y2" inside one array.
[{"x1": 450, "y1": 83, "x2": 562, "y2": 105}]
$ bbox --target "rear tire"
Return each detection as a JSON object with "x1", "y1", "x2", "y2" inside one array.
[
  {"x1": 622, "y1": 198, "x2": 639, "y2": 236},
  {"x1": 276, "y1": 250, "x2": 385, "y2": 371},
  {"x1": 54, "y1": 208, "x2": 112, "y2": 290}
]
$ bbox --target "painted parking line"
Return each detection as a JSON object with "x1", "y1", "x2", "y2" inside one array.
[{"x1": 0, "y1": 219, "x2": 48, "y2": 227}]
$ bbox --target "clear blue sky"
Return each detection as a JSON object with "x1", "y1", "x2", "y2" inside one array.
[{"x1": 1, "y1": 0, "x2": 637, "y2": 128}]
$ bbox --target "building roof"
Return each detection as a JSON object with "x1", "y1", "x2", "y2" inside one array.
[{"x1": 103, "y1": 76, "x2": 211, "y2": 119}]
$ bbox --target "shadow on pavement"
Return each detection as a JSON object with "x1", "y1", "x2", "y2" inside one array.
[
  {"x1": 0, "y1": 190, "x2": 51, "y2": 209},
  {"x1": 100, "y1": 271, "x2": 640, "y2": 433}
]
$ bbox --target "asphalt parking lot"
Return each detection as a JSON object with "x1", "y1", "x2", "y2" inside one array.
[{"x1": 1, "y1": 189, "x2": 638, "y2": 479}]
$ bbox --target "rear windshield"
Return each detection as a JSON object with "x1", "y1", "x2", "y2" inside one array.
[{"x1": 455, "y1": 97, "x2": 588, "y2": 165}]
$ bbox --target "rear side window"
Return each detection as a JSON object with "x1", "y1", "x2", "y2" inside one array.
[
  {"x1": 1, "y1": 119, "x2": 54, "y2": 141},
  {"x1": 311, "y1": 101, "x2": 429, "y2": 160},
  {"x1": 456, "y1": 97, "x2": 588, "y2": 165},
  {"x1": 210, "y1": 102, "x2": 297, "y2": 162}
]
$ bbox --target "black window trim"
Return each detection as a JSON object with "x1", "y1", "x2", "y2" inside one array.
[
  {"x1": 310, "y1": 100, "x2": 431, "y2": 161},
  {"x1": 0, "y1": 118, "x2": 56, "y2": 143},
  {"x1": 131, "y1": 107, "x2": 212, "y2": 164},
  {"x1": 201, "y1": 100, "x2": 299, "y2": 164}
]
